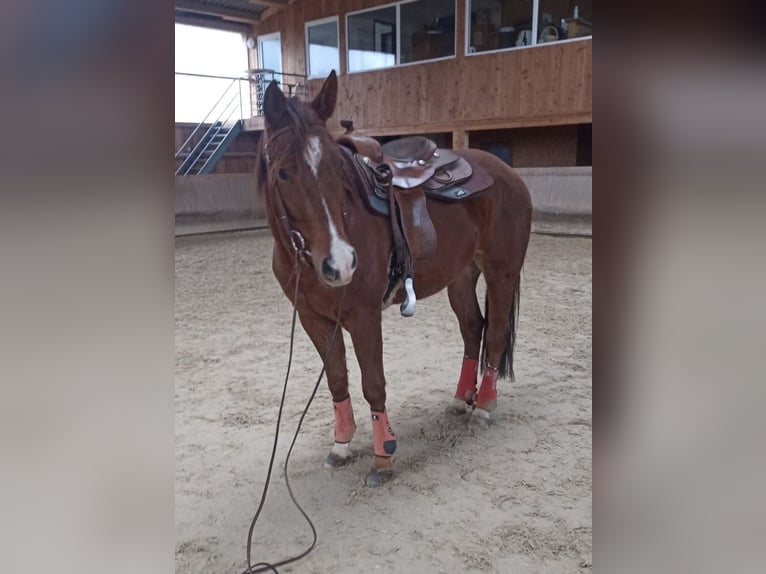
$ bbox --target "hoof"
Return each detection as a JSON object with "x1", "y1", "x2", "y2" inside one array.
[
  {"x1": 323, "y1": 442, "x2": 354, "y2": 469},
  {"x1": 365, "y1": 456, "x2": 394, "y2": 487},
  {"x1": 365, "y1": 468, "x2": 394, "y2": 487},
  {"x1": 445, "y1": 398, "x2": 471, "y2": 415},
  {"x1": 475, "y1": 398, "x2": 497, "y2": 413},
  {"x1": 324, "y1": 452, "x2": 353, "y2": 469},
  {"x1": 468, "y1": 407, "x2": 491, "y2": 430}
]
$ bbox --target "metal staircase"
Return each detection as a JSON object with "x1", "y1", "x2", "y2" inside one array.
[
  {"x1": 175, "y1": 76, "x2": 246, "y2": 176},
  {"x1": 175, "y1": 119, "x2": 242, "y2": 176},
  {"x1": 175, "y1": 71, "x2": 310, "y2": 175}
]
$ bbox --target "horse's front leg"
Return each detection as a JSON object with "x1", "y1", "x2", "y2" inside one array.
[
  {"x1": 297, "y1": 307, "x2": 356, "y2": 468},
  {"x1": 346, "y1": 309, "x2": 396, "y2": 487}
]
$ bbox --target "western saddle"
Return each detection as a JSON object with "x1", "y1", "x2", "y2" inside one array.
[{"x1": 337, "y1": 121, "x2": 493, "y2": 317}]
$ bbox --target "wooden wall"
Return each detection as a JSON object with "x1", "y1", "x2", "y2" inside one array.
[
  {"x1": 249, "y1": 0, "x2": 591, "y2": 136},
  {"x1": 470, "y1": 125, "x2": 583, "y2": 167}
]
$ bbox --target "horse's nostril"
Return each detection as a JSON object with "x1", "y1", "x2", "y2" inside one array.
[
  {"x1": 321, "y1": 257, "x2": 340, "y2": 282},
  {"x1": 351, "y1": 251, "x2": 358, "y2": 271}
]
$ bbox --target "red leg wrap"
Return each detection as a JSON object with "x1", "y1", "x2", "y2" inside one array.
[
  {"x1": 371, "y1": 409, "x2": 397, "y2": 457},
  {"x1": 333, "y1": 396, "x2": 356, "y2": 443},
  {"x1": 476, "y1": 366, "x2": 499, "y2": 410},
  {"x1": 454, "y1": 358, "x2": 479, "y2": 402}
]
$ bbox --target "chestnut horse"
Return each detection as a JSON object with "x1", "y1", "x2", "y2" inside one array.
[{"x1": 256, "y1": 71, "x2": 532, "y2": 486}]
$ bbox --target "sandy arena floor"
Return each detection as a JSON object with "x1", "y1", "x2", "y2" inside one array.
[{"x1": 175, "y1": 230, "x2": 592, "y2": 573}]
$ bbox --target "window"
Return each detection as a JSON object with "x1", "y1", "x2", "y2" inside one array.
[
  {"x1": 348, "y1": 6, "x2": 397, "y2": 72},
  {"x1": 258, "y1": 32, "x2": 282, "y2": 74},
  {"x1": 467, "y1": 0, "x2": 591, "y2": 54},
  {"x1": 306, "y1": 17, "x2": 339, "y2": 79},
  {"x1": 401, "y1": 0, "x2": 456, "y2": 64},
  {"x1": 538, "y1": 1, "x2": 591, "y2": 44},
  {"x1": 347, "y1": 0, "x2": 457, "y2": 73},
  {"x1": 483, "y1": 143, "x2": 512, "y2": 165},
  {"x1": 175, "y1": 24, "x2": 251, "y2": 123}
]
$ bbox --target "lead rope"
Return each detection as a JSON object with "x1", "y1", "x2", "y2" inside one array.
[{"x1": 241, "y1": 255, "x2": 345, "y2": 574}]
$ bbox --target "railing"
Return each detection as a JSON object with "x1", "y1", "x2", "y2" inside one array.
[
  {"x1": 248, "y1": 69, "x2": 309, "y2": 115},
  {"x1": 175, "y1": 72, "x2": 251, "y2": 162},
  {"x1": 174, "y1": 70, "x2": 311, "y2": 160}
]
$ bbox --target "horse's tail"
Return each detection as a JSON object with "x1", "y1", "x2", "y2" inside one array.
[{"x1": 480, "y1": 280, "x2": 521, "y2": 380}]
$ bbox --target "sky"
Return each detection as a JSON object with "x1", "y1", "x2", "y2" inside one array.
[{"x1": 175, "y1": 24, "x2": 251, "y2": 123}]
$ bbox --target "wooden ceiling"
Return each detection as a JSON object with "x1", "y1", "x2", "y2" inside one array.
[{"x1": 175, "y1": 0, "x2": 292, "y2": 30}]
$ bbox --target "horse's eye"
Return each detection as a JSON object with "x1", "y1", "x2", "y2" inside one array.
[{"x1": 278, "y1": 169, "x2": 288, "y2": 181}]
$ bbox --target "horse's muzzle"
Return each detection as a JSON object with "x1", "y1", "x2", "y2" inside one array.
[{"x1": 321, "y1": 250, "x2": 357, "y2": 286}]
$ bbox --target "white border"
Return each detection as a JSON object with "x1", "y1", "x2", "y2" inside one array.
[
  {"x1": 346, "y1": 0, "x2": 459, "y2": 74},
  {"x1": 305, "y1": 16, "x2": 340, "y2": 79},
  {"x1": 464, "y1": 0, "x2": 592, "y2": 57},
  {"x1": 466, "y1": 35, "x2": 592, "y2": 58},
  {"x1": 395, "y1": 4, "x2": 401, "y2": 68},
  {"x1": 257, "y1": 31, "x2": 282, "y2": 73}
]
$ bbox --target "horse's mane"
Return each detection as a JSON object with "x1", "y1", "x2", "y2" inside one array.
[
  {"x1": 256, "y1": 97, "x2": 319, "y2": 190},
  {"x1": 274, "y1": 98, "x2": 312, "y2": 154},
  {"x1": 256, "y1": 97, "x2": 352, "y2": 196}
]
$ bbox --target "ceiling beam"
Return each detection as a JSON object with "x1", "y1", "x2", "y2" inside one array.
[
  {"x1": 248, "y1": 0, "x2": 289, "y2": 7},
  {"x1": 175, "y1": 13, "x2": 252, "y2": 34},
  {"x1": 176, "y1": 1, "x2": 261, "y2": 24},
  {"x1": 258, "y1": 0, "x2": 296, "y2": 22}
]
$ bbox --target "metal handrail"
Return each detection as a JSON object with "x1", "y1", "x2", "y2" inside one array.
[
  {"x1": 175, "y1": 76, "x2": 242, "y2": 160},
  {"x1": 247, "y1": 70, "x2": 310, "y2": 116},
  {"x1": 176, "y1": 71, "x2": 248, "y2": 81},
  {"x1": 176, "y1": 72, "x2": 250, "y2": 175},
  {"x1": 174, "y1": 70, "x2": 311, "y2": 164},
  {"x1": 195, "y1": 90, "x2": 244, "y2": 174}
]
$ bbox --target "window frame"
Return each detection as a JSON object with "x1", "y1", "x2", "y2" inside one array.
[
  {"x1": 464, "y1": 0, "x2": 592, "y2": 57},
  {"x1": 346, "y1": 0, "x2": 458, "y2": 75},
  {"x1": 257, "y1": 31, "x2": 282, "y2": 73},
  {"x1": 304, "y1": 16, "x2": 341, "y2": 80}
]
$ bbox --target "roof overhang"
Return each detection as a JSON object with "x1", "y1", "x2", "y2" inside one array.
[{"x1": 175, "y1": 0, "x2": 290, "y2": 29}]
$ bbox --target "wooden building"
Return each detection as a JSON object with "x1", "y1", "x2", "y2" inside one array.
[
  {"x1": 175, "y1": 0, "x2": 592, "y2": 231},
  {"x1": 249, "y1": 0, "x2": 590, "y2": 166}
]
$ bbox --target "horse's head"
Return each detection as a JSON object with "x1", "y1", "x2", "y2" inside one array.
[{"x1": 261, "y1": 71, "x2": 357, "y2": 287}]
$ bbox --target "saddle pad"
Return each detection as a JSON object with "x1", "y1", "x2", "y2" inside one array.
[{"x1": 341, "y1": 146, "x2": 390, "y2": 217}]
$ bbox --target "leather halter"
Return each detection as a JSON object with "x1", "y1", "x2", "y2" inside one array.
[{"x1": 263, "y1": 135, "x2": 313, "y2": 268}]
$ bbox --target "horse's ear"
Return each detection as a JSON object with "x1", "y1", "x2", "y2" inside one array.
[
  {"x1": 311, "y1": 70, "x2": 337, "y2": 123},
  {"x1": 263, "y1": 80, "x2": 287, "y2": 133}
]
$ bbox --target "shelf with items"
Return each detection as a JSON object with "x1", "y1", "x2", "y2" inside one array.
[{"x1": 565, "y1": 17, "x2": 592, "y2": 38}]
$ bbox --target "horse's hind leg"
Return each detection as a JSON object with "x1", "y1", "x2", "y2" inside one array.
[
  {"x1": 446, "y1": 263, "x2": 483, "y2": 414},
  {"x1": 472, "y1": 262, "x2": 524, "y2": 426},
  {"x1": 298, "y1": 308, "x2": 356, "y2": 468}
]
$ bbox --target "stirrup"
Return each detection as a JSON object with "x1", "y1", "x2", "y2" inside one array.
[{"x1": 400, "y1": 276, "x2": 416, "y2": 317}]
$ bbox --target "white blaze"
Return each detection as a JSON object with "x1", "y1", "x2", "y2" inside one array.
[
  {"x1": 304, "y1": 135, "x2": 322, "y2": 177},
  {"x1": 322, "y1": 198, "x2": 356, "y2": 284}
]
